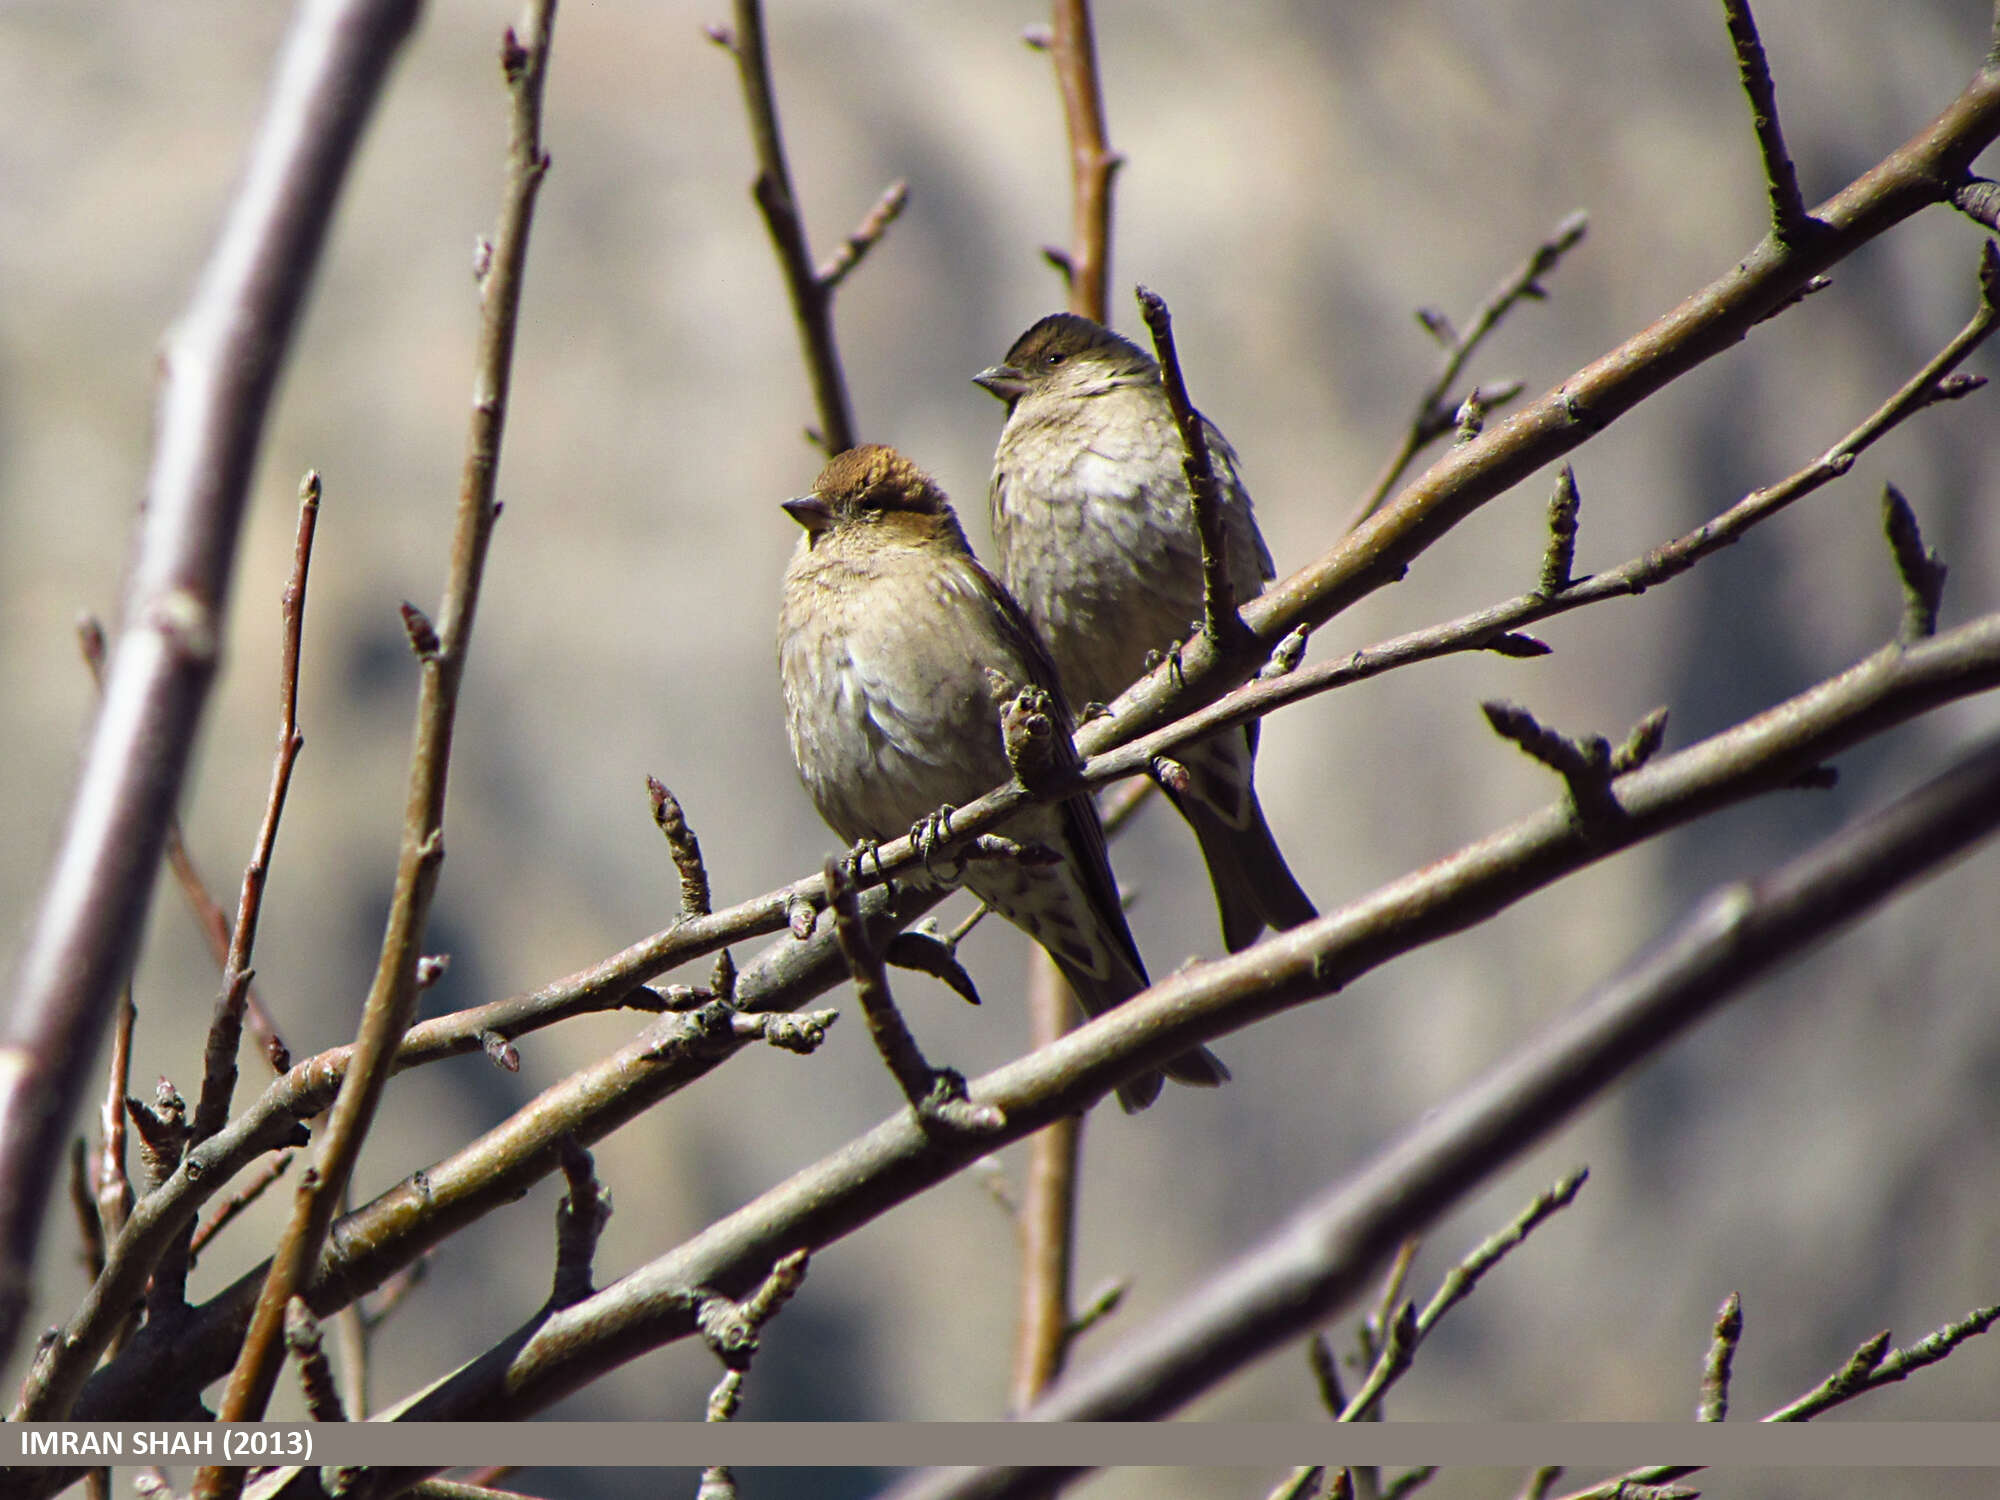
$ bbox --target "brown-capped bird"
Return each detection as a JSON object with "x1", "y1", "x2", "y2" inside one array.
[
  {"x1": 977, "y1": 312, "x2": 1317, "y2": 953},
  {"x1": 777, "y1": 445, "x2": 1227, "y2": 1111}
]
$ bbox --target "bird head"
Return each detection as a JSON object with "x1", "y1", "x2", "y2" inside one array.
[
  {"x1": 974, "y1": 312, "x2": 1156, "y2": 406},
  {"x1": 783, "y1": 444, "x2": 966, "y2": 551}
]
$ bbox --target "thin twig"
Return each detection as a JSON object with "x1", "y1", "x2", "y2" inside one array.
[
  {"x1": 1137, "y1": 285, "x2": 1245, "y2": 649},
  {"x1": 1349, "y1": 212, "x2": 1588, "y2": 529},
  {"x1": 0, "y1": 0, "x2": 419, "y2": 1367},
  {"x1": 712, "y1": 0, "x2": 890, "y2": 454},
  {"x1": 1115, "y1": 80, "x2": 2000, "y2": 763},
  {"x1": 1697, "y1": 1292, "x2": 1742, "y2": 1422},
  {"x1": 826, "y1": 860, "x2": 1000, "y2": 1134},
  {"x1": 193, "y1": 470, "x2": 320, "y2": 1149},
  {"x1": 1341, "y1": 1170, "x2": 1588, "y2": 1421},
  {"x1": 1765, "y1": 1304, "x2": 2000, "y2": 1421},
  {"x1": 1003, "y1": 0, "x2": 1105, "y2": 1319},
  {"x1": 818, "y1": 179, "x2": 907, "y2": 292},
  {"x1": 187, "y1": 1150, "x2": 296, "y2": 1264},
  {"x1": 204, "y1": 0, "x2": 557, "y2": 1460},
  {"x1": 284, "y1": 1299, "x2": 346, "y2": 1422},
  {"x1": 1719, "y1": 0, "x2": 1812, "y2": 246},
  {"x1": 67, "y1": 1140, "x2": 102, "y2": 1284},
  {"x1": 1047, "y1": 0, "x2": 1120, "y2": 321},
  {"x1": 94, "y1": 992, "x2": 136, "y2": 1255},
  {"x1": 47, "y1": 593, "x2": 2000, "y2": 1433}
]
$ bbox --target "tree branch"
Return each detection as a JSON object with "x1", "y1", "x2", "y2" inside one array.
[
  {"x1": 206, "y1": 0, "x2": 556, "y2": 1453},
  {"x1": 1045, "y1": 0, "x2": 1120, "y2": 321},
  {"x1": 217, "y1": 620, "x2": 2000, "y2": 1440},
  {"x1": 1350, "y1": 211, "x2": 1588, "y2": 530},
  {"x1": 192, "y1": 470, "x2": 321, "y2": 1149},
  {"x1": 712, "y1": 0, "x2": 895, "y2": 454},
  {"x1": 1091, "y1": 60, "x2": 2000, "y2": 758},
  {"x1": 879, "y1": 730, "x2": 2000, "y2": 1500},
  {"x1": 0, "y1": 0, "x2": 419, "y2": 1368},
  {"x1": 1719, "y1": 0, "x2": 1812, "y2": 246}
]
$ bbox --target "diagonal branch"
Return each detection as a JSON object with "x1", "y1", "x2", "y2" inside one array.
[
  {"x1": 0, "y1": 0, "x2": 419, "y2": 1369},
  {"x1": 1350, "y1": 211, "x2": 1588, "y2": 530},
  {"x1": 211, "y1": 618, "x2": 2000, "y2": 1442},
  {"x1": 1087, "y1": 58, "x2": 2000, "y2": 761},
  {"x1": 205, "y1": 0, "x2": 557, "y2": 1453},
  {"x1": 877, "y1": 730, "x2": 2000, "y2": 1500},
  {"x1": 712, "y1": 0, "x2": 900, "y2": 454}
]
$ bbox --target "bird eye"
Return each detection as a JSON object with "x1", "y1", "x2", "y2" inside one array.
[{"x1": 1044, "y1": 351, "x2": 1066, "y2": 367}]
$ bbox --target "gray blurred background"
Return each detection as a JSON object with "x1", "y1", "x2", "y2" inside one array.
[{"x1": 4, "y1": 0, "x2": 1999, "y2": 1494}]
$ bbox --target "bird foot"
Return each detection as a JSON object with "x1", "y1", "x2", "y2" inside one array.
[{"x1": 911, "y1": 806, "x2": 966, "y2": 883}]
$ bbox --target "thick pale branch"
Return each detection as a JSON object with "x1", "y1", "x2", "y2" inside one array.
[{"x1": 0, "y1": 0, "x2": 419, "y2": 1367}]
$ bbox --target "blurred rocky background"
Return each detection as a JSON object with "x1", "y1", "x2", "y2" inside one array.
[{"x1": 2, "y1": 1, "x2": 1997, "y2": 1496}]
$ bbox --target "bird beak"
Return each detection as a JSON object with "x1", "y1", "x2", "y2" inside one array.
[
  {"x1": 782, "y1": 494, "x2": 833, "y2": 533},
  {"x1": 973, "y1": 362, "x2": 1029, "y2": 403}
]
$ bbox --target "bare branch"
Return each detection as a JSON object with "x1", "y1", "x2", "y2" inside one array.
[
  {"x1": 715, "y1": 0, "x2": 875, "y2": 453},
  {"x1": 208, "y1": 0, "x2": 557, "y2": 1450},
  {"x1": 1010, "y1": 954, "x2": 1081, "y2": 1414},
  {"x1": 1045, "y1": 0, "x2": 1122, "y2": 320},
  {"x1": 866, "y1": 733, "x2": 2000, "y2": 1499},
  {"x1": 1764, "y1": 1304, "x2": 2000, "y2": 1421},
  {"x1": 0, "y1": 0, "x2": 417, "y2": 1361},
  {"x1": 818, "y1": 179, "x2": 908, "y2": 292},
  {"x1": 77, "y1": 620, "x2": 294, "y2": 1079},
  {"x1": 284, "y1": 1300, "x2": 346, "y2": 1423},
  {"x1": 1267, "y1": 1470, "x2": 1323, "y2": 1500},
  {"x1": 193, "y1": 469, "x2": 320, "y2": 1148},
  {"x1": 1697, "y1": 1292, "x2": 1743, "y2": 1422},
  {"x1": 1109, "y1": 73, "x2": 2000, "y2": 760},
  {"x1": 1881, "y1": 484, "x2": 1948, "y2": 641},
  {"x1": 276, "y1": 641, "x2": 2000, "y2": 1438},
  {"x1": 826, "y1": 859, "x2": 1001, "y2": 1134},
  {"x1": 188, "y1": 1151, "x2": 296, "y2": 1266},
  {"x1": 1136, "y1": 284, "x2": 1246, "y2": 650},
  {"x1": 1350, "y1": 211, "x2": 1589, "y2": 528},
  {"x1": 1719, "y1": 0, "x2": 1812, "y2": 246},
  {"x1": 550, "y1": 1137, "x2": 611, "y2": 1308},
  {"x1": 1342, "y1": 1169, "x2": 1589, "y2": 1422}
]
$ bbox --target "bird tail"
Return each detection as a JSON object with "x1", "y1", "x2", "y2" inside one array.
[
  {"x1": 1172, "y1": 730, "x2": 1318, "y2": 953},
  {"x1": 1056, "y1": 955, "x2": 1230, "y2": 1114}
]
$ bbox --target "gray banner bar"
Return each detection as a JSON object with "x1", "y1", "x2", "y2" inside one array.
[{"x1": 8, "y1": 1422, "x2": 2000, "y2": 1470}]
